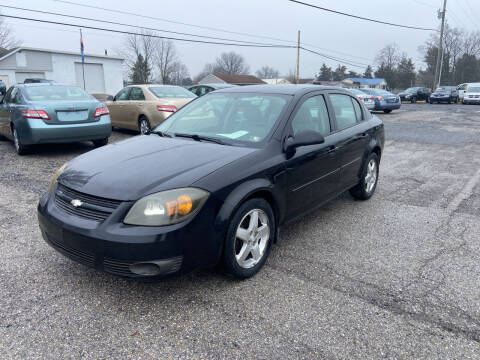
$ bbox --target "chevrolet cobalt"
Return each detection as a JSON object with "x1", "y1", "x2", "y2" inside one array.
[{"x1": 38, "y1": 85, "x2": 384, "y2": 279}]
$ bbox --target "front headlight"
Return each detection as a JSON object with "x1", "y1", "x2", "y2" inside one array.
[
  {"x1": 124, "y1": 188, "x2": 209, "y2": 226},
  {"x1": 48, "y1": 162, "x2": 68, "y2": 193}
]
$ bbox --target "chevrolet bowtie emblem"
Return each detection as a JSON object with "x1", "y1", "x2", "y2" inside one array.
[{"x1": 71, "y1": 199, "x2": 83, "y2": 207}]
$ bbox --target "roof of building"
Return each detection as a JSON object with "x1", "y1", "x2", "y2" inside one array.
[
  {"x1": 346, "y1": 78, "x2": 386, "y2": 85},
  {"x1": 0, "y1": 47, "x2": 123, "y2": 62},
  {"x1": 212, "y1": 73, "x2": 266, "y2": 85}
]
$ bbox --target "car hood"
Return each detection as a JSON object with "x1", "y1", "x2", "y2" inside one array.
[{"x1": 59, "y1": 135, "x2": 256, "y2": 201}]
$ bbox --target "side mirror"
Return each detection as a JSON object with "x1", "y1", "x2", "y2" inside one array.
[
  {"x1": 284, "y1": 130, "x2": 325, "y2": 156},
  {"x1": 107, "y1": 95, "x2": 114, "y2": 101}
]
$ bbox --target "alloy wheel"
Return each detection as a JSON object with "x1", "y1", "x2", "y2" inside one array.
[
  {"x1": 140, "y1": 119, "x2": 150, "y2": 135},
  {"x1": 365, "y1": 159, "x2": 377, "y2": 194},
  {"x1": 234, "y1": 209, "x2": 270, "y2": 269}
]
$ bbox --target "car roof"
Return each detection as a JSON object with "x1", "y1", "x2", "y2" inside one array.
[
  {"x1": 212, "y1": 84, "x2": 345, "y2": 95},
  {"x1": 16, "y1": 83, "x2": 73, "y2": 88},
  {"x1": 126, "y1": 84, "x2": 182, "y2": 88},
  {"x1": 200, "y1": 83, "x2": 238, "y2": 89}
]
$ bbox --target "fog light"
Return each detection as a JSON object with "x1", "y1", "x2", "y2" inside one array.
[{"x1": 129, "y1": 263, "x2": 162, "y2": 276}]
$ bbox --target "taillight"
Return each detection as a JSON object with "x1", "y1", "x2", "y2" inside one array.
[
  {"x1": 370, "y1": 96, "x2": 375, "y2": 100},
  {"x1": 21, "y1": 109, "x2": 50, "y2": 120},
  {"x1": 157, "y1": 105, "x2": 177, "y2": 113},
  {"x1": 376, "y1": 96, "x2": 384, "y2": 101},
  {"x1": 94, "y1": 107, "x2": 109, "y2": 118}
]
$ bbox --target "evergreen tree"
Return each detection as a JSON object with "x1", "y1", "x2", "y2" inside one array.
[
  {"x1": 363, "y1": 65, "x2": 373, "y2": 78},
  {"x1": 130, "y1": 54, "x2": 151, "y2": 84},
  {"x1": 396, "y1": 56, "x2": 416, "y2": 89},
  {"x1": 332, "y1": 64, "x2": 347, "y2": 81},
  {"x1": 316, "y1": 63, "x2": 332, "y2": 81}
]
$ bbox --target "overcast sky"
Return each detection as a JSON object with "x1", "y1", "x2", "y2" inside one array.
[{"x1": 2, "y1": 0, "x2": 480, "y2": 79}]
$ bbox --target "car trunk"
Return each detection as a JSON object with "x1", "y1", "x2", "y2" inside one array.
[{"x1": 30, "y1": 101, "x2": 99, "y2": 125}]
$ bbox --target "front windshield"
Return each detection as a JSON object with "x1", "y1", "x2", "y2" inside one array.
[
  {"x1": 405, "y1": 87, "x2": 419, "y2": 93},
  {"x1": 467, "y1": 87, "x2": 480, "y2": 92},
  {"x1": 149, "y1": 86, "x2": 196, "y2": 99},
  {"x1": 23, "y1": 85, "x2": 92, "y2": 101},
  {"x1": 155, "y1": 93, "x2": 291, "y2": 146}
]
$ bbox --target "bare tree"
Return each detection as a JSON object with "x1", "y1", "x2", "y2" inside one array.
[
  {"x1": 168, "y1": 61, "x2": 190, "y2": 86},
  {"x1": 375, "y1": 43, "x2": 401, "y2": 69},
  {"x1": 214, "y1": 52, "x2": 250, "y2": 75},
  {"x1": 255, "y1": 66, "x2": 280, "y2": 79},
  {"x1": 0, "y1": 15, "x2": 21, "y2": 49},
  {"x1": 154, "y1": 40, "x2": 185, "y2": 84},
  {"x1": 285, "y1": 68, "x2": 297, "y2": 83},
  {"x1": 117, "y1": 30, "x2": 156, "y2": 83},
  {"x1": 463, "y1": 30, "x2": 480, "y2": 57}
]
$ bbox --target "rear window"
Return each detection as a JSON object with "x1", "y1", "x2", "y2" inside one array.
[
  {"x1": 149, "y1": 86, "x2": 196, "y2": 99},
  {"x1": 23, "y1": 85, "x2": 92, "y2": 101}
]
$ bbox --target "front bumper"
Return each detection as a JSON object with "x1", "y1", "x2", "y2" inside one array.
[
  {"x1": 18, "y1": 116, "x2": 112, "y2": 145},
  {"x1": 429, "y1": 96, "x2": 451, "y2": 102},
  {"x1": 375, "y1": 101, "x2": 401, "y2": 110},
  {"x1": 463, "y1": 98, "x2": 480, "y2": 104},
  {"x1": 37, "y1": 184, "x2": 223, "y2": 278}
]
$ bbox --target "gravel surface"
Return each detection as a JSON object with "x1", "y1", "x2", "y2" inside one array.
[{"x1": 1, "y1": 104, "x2": 480, "y2": 359}]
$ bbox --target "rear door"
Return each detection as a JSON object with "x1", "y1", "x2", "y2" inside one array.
[
  {"x1": 0, "y1": 87, "x2": 14, "y2": 138},
  {"x1": 285, "y1": 92, "x2": 341, "y2": 217},
  {"x1": 108, "y1": 88, "x2": 130, "y2": 128},
  {"x1": 327, "y1": 92, "x2": 370, "y2": 191}
]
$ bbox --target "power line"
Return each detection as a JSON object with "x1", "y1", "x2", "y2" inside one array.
[
  {"x1": 287, "y1": 0, "x2": 438, "y2": 31},
  {"x1": 52, "y1": 0, "x2": 297, "y2": 45},
  {"x1": 47, "y1": 0, "x2": 375, "y2": 66},
  {"x1": 0, "y1": 4, "x2": 284, "y2": 47},
  {"x1": 0, "y1": 13, "x2": 296, "y2": 49},
  {"x1": 300, "y1": 47, "x2": 366, "y2": 69}
]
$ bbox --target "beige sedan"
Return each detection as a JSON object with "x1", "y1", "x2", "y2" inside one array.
[{"x1": 106, "y1": 85, "x2": 196, "y2": 134}]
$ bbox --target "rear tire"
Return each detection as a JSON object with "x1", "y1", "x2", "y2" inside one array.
[
  {"x1": 411, "y1": 97, "x2": 416, "y2": 103},
  {"x1": 12, "y1": 125, "x2": 29, "y2": 155},
  {"x1": 349, "y1": 153, "x2": 379, "y2": 201},
  {"x1": 383, "y1": 109, "x2": 392, "y2": 113},
  {"x1": 93, "y1": 138, "x2": 108, "y2": 147},
  {"x1": 138, "y1": 116, "x2": 151, "y2": 135},
  {"x1": 222, "y1": 198, "x2": 275, "y2": 279}
]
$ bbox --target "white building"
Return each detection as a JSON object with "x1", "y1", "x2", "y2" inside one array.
[{"x1": 0, "y1": 47, "x2": 124, "y2": 95}]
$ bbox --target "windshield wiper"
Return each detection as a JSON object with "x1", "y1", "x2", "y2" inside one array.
[
  {"x1": 148, "y1": 130, "x2": 172, "y2": 138},
  {"x1": 174, "y1": 133, "x2": 229, "y2": 145}
]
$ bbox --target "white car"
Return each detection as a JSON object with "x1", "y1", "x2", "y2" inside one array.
[
  {"x1": 458, "y1": 83, "x2": 467, "y2": 101},
  {"x1": 347, "y1": 88, "x2": 375, "y2": 110},
  {"x1": 462, "y1": 83, "x2": 480, "y2": 105}
]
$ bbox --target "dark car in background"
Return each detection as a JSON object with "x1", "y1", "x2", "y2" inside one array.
[
  {"x1": 24, "y1": 78, "x2": 55, "y2": 84},
  {"x1": 188, "y1": 83, "x2": 237, "y2": 97},
  {"x1": 429, "y1": 86, "x2": 458, "y2": 104},
  {"x1": 0, "y1": 83, "x2": 111, "y2": 155},
  {"x1": 398, "y1": 87, "x2": 431, "y2": 103},
  {"x1": 360, "y1": 88, "x2": 401, "y2": 113},
  {"x1": 38, "y1": 85, "x2": 384, "y2": 280},
  {"x1": 0, "y1": 79, "x2": 6, "y2": 95}
]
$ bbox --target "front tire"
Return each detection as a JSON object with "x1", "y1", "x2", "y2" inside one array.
[
  {"x1": 411, "y1": 97, "x2": 416, "y2": 103},
  {"x1": 222, "y1": 198, "x2": 275, "y2": 279},
  {"x1": 350, "y1": 153, "x2": 379, "y2": 200},
  {"x1": 92, "y1": 138, "x2": 108, "y2": 147},
  {"x1": 12, "y1": 125, "x2": 29, "y2": 155},
  {"x1": 138, "y1": 116, "x2": 151, "y2": 135}
]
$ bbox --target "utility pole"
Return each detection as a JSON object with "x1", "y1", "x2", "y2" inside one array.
[
  {"x1": 433, "y1": 0, "x2": 447, "y2": 90},
  {"x1": 296, "y1": 30, "x2": 300, "y2": 84}
]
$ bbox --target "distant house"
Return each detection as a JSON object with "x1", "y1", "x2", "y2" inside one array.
[
  {"x1": 262, "y1": 78, "x2": 291, "y2": 85},
  {"x1": 312, "y1": 80, "x2": 350, "y2": 87},
  {"x1": 344, "y1": 78, "x2": 387, "y2": 89},
  {"x1": 0, "y1": 47, "x2": 124, "y2": 95},
  {"x1": 199, "y1": 73, "x2": 266, "y2": 86}
]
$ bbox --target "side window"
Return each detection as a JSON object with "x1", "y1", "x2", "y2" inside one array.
[
  {"x1": 329, "y1": 94, "x2": 357, "y2": 130},
  {"x1": 189, "y1": 87, "x2": 198, "y2": 96},
  {"x1": 199, "y1": 87, "x2": 208, "y2": 96},
  {"x1": 129, "y1": 87, "x2": 145, "y2": 101},
  {"x1": 204, "y1": 87, "x2": 213, "y2": 95},
  {"x1": 3, "y1": 87, "x2": 14, "y2": 103},
  {"x1": 8, "y1": 88, "x2": 19, "y2": 104},
  {"x1": 352, "y1": 98, "x2": 363, "y2": 122},
  {"x1": 291, "y1": 95, "x2": 330, "y2": 136},
  {"x1": 114, "y1": 88, "x2": 130, "y2": 101}
]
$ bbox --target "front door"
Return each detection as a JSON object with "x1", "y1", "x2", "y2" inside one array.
[
  {"x1": 327, "y1": 93, "x2": 370, "y2": 191},
  {"x1": 285, "y1": 93, "x2": 341, "y2": 217},
  {"x1": 0, "y1": 87, "x2": 14, "y2": 138}
]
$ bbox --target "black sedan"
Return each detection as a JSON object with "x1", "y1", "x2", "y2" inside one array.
[
  {"x1": 398, "y1": 87, "x2": 431, "y2": 103},
  {"x1": 429, "y1": 86, "x2": 459, "y2": 104},
  {"x1": 38, "y1": 85, "x2": 384, "y2": 279},
  {"x1": 188, "y1": 83, "x2": 237, "y2": 97}
]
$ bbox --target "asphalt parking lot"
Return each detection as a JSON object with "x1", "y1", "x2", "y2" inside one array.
[{"x1": 1, "y1": 103, "x2": 480, "y2": 359}]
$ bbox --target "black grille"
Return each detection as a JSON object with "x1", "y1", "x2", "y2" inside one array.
[
  {"x1": 55, "y1": 184, "x2": 121, "y2": 221},
  {"x1": 103, "y1": 258, "x2": 135, "y2": 276},
  {"x1": 44, "y1": 231, "x2": 95, "y2": 267}
]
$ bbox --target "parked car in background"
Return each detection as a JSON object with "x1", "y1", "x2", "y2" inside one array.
[
  {"x1": 462, "y1": 83, "x2": 480, "y2": 105},
  {"x1": 0, "y1": 84, "x2": 111, "y2": 155},
  {"x1": 92, "y1": 93, "x2": 113, "y2": 102},
  {"x1": 107, "y1": 85, "x2": 196, "y2": 134},
  {"x1": 359, "y1": 88, "x2": 401, "y2": 113},
  {"x1": 188, "y1": 83, "x2": 237, "y2": 97},
  {"x1": 24, "y1": 78, "x2": 55, "y2": 84},
  {"x1": 346, "y1": 88, "x2": 375, "y2": 110},
  {"x1": 38, "y1": 85, "x2": 384, "y2": 279},
  {"x1": 429, "y1": 86, "x2": 458, "y2": 104},
  {"x1": 398, "y1": 87, "x2": 431, "y2": 103},
  {"x1": 0, "y1": 79, "x2": 6, "y2": 95}
]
